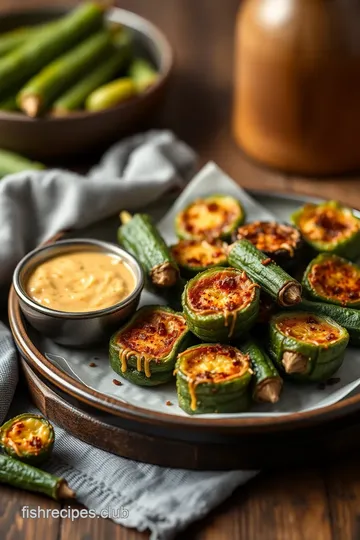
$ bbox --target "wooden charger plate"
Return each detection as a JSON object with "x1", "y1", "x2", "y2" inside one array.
[{"x1": 9, "y1": 189, "x2": 360, "y2": 470}]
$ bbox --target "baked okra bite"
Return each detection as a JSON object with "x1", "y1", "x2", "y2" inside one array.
[
  {"x1": 0, "y1": 413, "x2": 54, "y2": 465},
  {"x1": 291, "y1": 200, "x2": 360, "y2": 260},
  {"x1": 296, "y1": 298, "x2": 360, "y2": 347},
  {"x1": 233, "y1": 221, "x2": 304, "y2": 269},
  {"x1": 241, "y1": 340, "x2": 283, "y2": 403},
  {"x1": 268, "y1": 312, "x2": 349, "y2": 382},
  {"x1": 228, "y1": 238, "x2": 302, "y2": 307},
  {"x1": 182, "y1": 267, "x2": 260, "y2": 341},
  {"x1": 302, "y1": 253, "x2": 360, "y2": 308},
  {"x1": 109, "y1": 306, "x2": 190, "y2": 386},
  {"x1": 170, "y1": 239, "x2": 228, "y2": 278},
  {"x1": 175, "y1": 343, "x2": 252, "y2": 414},
  {"x1": 118, "y1": 212, "x2": 179, "y2": 289},
  {"x1": 175, "y1": 194, "x2": 245, "y2": 241}
]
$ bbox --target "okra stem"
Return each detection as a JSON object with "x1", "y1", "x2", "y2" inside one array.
[
  {"x1": 255, "y1": 379, "x2": 282, "y2": 403},
  {"x1": 0, "y1": 454, "x2": 75, "y2": 500},
  {"x1": 151, "y1": 262, "x2": 179, "y2": 287},
  {"x1": 282, "y1": 351, "x2": 308, "y2": 374},
  {"x1": 20, "y1": 29, "x2": 113, "y2": 117},
  {"x1": 58, "y1": 480, "x2": 76, "y2": 499},
  {"x1": 120, "y1": 210, "x2": 132, "y2": 224},
  {"x1": 281, "y1": 283, "x2": 302, "y2": 306}
]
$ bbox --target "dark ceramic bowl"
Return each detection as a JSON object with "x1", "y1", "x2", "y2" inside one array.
[{"x1": 0, "y1": 7, "x2": 173, "y2": 160}]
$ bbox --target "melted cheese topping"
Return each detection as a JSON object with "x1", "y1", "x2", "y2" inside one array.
[
  {"x1": 188, "y1": 268, "x2": 257, "y2": 314},
  {"x1": 298, "y1": 203, "x2": 360, "y2": 245},
  {"x1": 308, "y1": 255, "x2": 360, "y2": 305},
  {"x1": 116, "y1": 310, "x2": 187, "y2": 377},
  {"x1": 171, "y1": 239, "x2": 227, "y2": 269},
  {"x1": 276, "y1": 314, "x2": 341, "y2": 345},
  {"x1": 236, "y1": 221, "x2": 299, "y2": 256},
  {"x1": 2, "y1": 418, "x2": 52, "y2": 457},
  {"x1": 27, "y1": 251, "x2": 135, "y2": 312},
  {"x1": 177, "y1": 196, "x2": 242, "y2": 239},
  {"x1": 178, "y1": 344, "x2": 250, "y2": 410}
]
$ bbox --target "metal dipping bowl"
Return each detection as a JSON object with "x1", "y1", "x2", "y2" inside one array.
[{"x1": 12, "y1": 239, "x2": 144, "y2": 347}]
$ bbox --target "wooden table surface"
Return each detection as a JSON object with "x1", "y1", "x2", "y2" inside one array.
[{"x1": 1, "y1": 1, "x2": 360, "y2": 539}]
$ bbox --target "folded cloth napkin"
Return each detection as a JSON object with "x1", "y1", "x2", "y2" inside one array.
[{"x1": 0, "y1": 130, "x2": 257, "y2": 540}]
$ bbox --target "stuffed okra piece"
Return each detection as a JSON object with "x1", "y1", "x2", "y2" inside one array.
[
  {"x1": 175, "y1": 343, "x2": 252, "y2": 414},
  {"x1": 175, "y1": 194, "x2": 245, "y2": 241},
  {"x1": 241, "y1": 340, "x2": 283, "y2": 403},
  {"x1": 170, "y1": 239, "x2": 228, "y2": 278},
  {"x1": 297, "y1": 298, "x2": 360, "y2": 347},
  {"x1": 0, "y1": 413, "x2": 54, "y2": 465},
  {"x1": 233, "y1": 221, "x2": 304, "y2": 270},
  {"x1": 118, "y1": 211, "x2": 180, "y2": 289},
  {"x1": 182, "y1": 267, "x2": 260, "y2": 342},
  {"x1": 302, "y1": 253, "x2": 360, "y2": 308},
  {"x1": 228, "y1": 238, "x2": 302, "y2": 307},
  {"x1": 268, "y1": 312, "x2": 349, "y2": 382},
  {"x1": 109, "y1": 306, "x2": 190, "y2": 386},
  {"x1": 291, "y1": 200, "x2": 360, "y2": 260}
]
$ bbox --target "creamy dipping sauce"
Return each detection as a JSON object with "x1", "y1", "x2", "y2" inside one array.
[{"x1": 26, "y1": 251, "x2": 135, "y2": 313}]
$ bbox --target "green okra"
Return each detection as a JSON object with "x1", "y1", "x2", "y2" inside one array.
[
  {"x1": 19, "y1": 29, "x2": 113, "y2": 116},
  {"x1": 0, "y1": 95, "x2": 18, "y2": 111},
  {"x1": 241, "y1": 339, "x2": 283, "y2": 403},
  {"x1": 0, "y1": 454, "x2": 75, "y2": 500},
  {"x1": 297, "y1": 298, "x2": 360, "y2": 347},
  {"x1": 53, "y1": 30, "x2": 133, "y2": 113},
  {"x1": 0, "y1": 148, "x2": 45, "y2": 178},
  {"x1": 0, "y1": 3, "x2": 104, "y2": 99},
  {"x1": 228, "y1": 238, "x2": 302, "y2": 307},
  {"x1": 129, "y1": 58, "x2": 158, "y2": 92},
  {"x1": 0, "y1": 27, "x2": 34, "y2": 57},
  {"x1": 85, "y1": 76, "x2": 137, "y2": 111},
  {"x1": 0, "y1": 413, "x2": 54, "y2": 465},
  {"x1": 268, "y1": 311, "x2": 349, "y2": 382}
]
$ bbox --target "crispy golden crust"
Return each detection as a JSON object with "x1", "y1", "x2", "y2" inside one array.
[
  {"x1": 177, "y1": 196, "x2": 241, "y2": 239},
  {"x1": 2, "y1": 418, "x2": 52, "y2": 458},
  {"x1": 117, "y1": 311, "x2": 187, "y2": 358},
  {"x1": 236, "y1": 221, "x2": 300, "y2": 256},
  {"x1": 171, "y1": 239, "x2": 227, "y2": 269},
  {"x1": 308, "y1": 256, "x2": 360, "y2": 305},
  {"x1": 276, "y1": 314, "x2": 341, "y2": 345},
  {"x1": 187, "y1": 269, "x2": 257, "y2": 313},
  {"x1": 178, "y1": 344, "x2": 250, "y2": 382},
  {"x1": 298, "y1": 204, "x2": 359, "y2": 244}
]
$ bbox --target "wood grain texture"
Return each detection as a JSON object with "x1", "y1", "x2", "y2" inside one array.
[
  {"x1": 185, "y1": 470, "x2": 333, "y2": 540},
  {"x1": 1, "y1": 0, "x2": 360, "y2": 540},
  {"x1": 0, "y1": 484, "x2": 60, "y2": 540}
]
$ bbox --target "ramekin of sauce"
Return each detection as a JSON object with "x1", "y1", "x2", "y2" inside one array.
[{"x1": 13, "y1": 239, "x2": 144, "y2": 346}]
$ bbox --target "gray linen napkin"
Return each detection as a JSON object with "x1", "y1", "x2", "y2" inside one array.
[{"x1": 0, "y1": 130, "x2": 257, "y2": 539}]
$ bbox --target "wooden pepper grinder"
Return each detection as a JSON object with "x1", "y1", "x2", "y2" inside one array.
[{"x1": 233, "y1": 0, "x2": 360, "y2": 175}]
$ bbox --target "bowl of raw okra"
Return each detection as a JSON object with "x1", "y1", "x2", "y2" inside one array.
[{"x1": 0, "y1": 3, "x2": 173, "y2": 160}]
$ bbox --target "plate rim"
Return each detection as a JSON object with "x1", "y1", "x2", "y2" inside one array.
[{"x1": 9, "y1": 189, "x2": 360, "y2": 434}]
